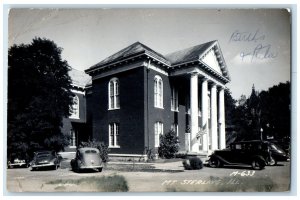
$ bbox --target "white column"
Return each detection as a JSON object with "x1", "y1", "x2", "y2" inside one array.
[
  {"x1": 190, "y1": 73, "x2": 199, "y2": 152},
  {"x1": 210, "y1": 84, "x2": 218, "y2": 151},
  {"x1": 201, "y1": 78, "x2": 208, "y2": 152},
  {"x1": 218, "y1": 88, "x2": 226, "y2": 149}
]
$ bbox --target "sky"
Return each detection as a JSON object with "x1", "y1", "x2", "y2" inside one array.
[{"x1": 8, "y1": 8, "x2": 291, "y2": 100}]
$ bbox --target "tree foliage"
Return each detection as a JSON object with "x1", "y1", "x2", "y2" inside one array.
[
  {"x1": 228, "y1": 82, "x2": 290, "y2": 142},
  {"x1": 158, "y1": 130, "x2": 180, "y2": 159},
  {"x1": 8, "y1": 37, "x2": 74, "y2": 161}
]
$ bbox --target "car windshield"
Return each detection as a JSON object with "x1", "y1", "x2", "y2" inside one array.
[{"x1": 35, "y1": 151, "x2": 53, "y2": 158}]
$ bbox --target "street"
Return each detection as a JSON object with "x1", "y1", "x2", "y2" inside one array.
[{"x1": 6, "y1": 161, "x2": 291, "y2": 192}]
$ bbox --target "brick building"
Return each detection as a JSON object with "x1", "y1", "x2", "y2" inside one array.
[{"x1": 83, "y1": 41, "x2": 230, "y2": 157}]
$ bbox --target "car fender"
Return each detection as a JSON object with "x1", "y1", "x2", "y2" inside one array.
[{"x1": 209, "y1": 153, "x2": 231, "y2": 165}]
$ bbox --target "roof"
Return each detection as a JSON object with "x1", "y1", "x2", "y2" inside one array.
[
  {"x1": 86, "y1": 40, "x2": 230, "y2": 82},
  {"x1": 69, "y1": 68, "x2": 92, "y2": 88},
  {"x1": 165, "y1": 40, "x2": 217, "y2": 66},
  {"x1": 87, "y1": 42, "x2": 170, "y2": 71}
]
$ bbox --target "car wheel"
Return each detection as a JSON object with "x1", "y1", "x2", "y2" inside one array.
[
  {"x1": 31, "y1": 167, "x2": 36, "y2": 171},
  {"x1": 98, "y1": 167, "x2": 103, "y2": 172},
  {"x1": 252, "y1": 159, "x2": 265, "y2": 170},
  {"x1": 209, "y1": 157, "x2": 221, "y2": 168}
]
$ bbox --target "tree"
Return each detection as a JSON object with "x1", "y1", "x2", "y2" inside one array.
[
  {"x1": 259, "y1": 82, "x2": 290, "y2": 140},
  {"x1": 224, "y1": 89, "x2": 238, "y2": 144},
  {"x1": 158, "y1": 130, "x2": 180, "y2": 159},
  {"x1": 232, "y1": 82, "x2": 290, "y2": 142},
  {"x1": 8, "y1": 37, "x2": 74, "y2": 161}
]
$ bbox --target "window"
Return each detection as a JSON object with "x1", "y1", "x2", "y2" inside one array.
[
  {"x1": 69, "y1": 129, "x2": 76, "y2": 147},
  {"x1": 109, "y1": 123, "x2": 120, "y2": 147},
  {"x1": 171, "y1": 86, "x2": 179, "y2": 111},
  {"x1": 171, "y1": 123, "x2": 179, "y2": 136},
  {"x1": 154, "y1": 122, "x2": 164, "y2": 147},
  {"x1": 154, "y1": 75, "x2": 163, "y2": 108},
  {"x1": 70, "y1": 95, "x2": 79, "y2": 119},
  {"x1": 108, "y1": 78, "x2": 120, "y2": 110}
]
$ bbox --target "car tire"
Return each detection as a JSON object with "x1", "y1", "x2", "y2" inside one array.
[
  {"x1": 209, "y1": 157, "x2": 221, "y2": 168},
  {"x1": 251, "y1": 159, "x2": 265, "y2": 170},
  {"x1": 98, "y1": 167, "x2": 103, "y2": 172},
  {"x1": 31, "y1": 167, "x2": 36, "y2": 171}
]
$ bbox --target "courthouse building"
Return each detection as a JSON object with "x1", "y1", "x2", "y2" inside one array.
[{"x1": 83, "y1": 40, "x2": 230, "y2": 157}]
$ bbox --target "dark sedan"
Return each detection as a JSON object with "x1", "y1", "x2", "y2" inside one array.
[{"x1": 208, "y1": 140, "x2": 271, "y2": 170}]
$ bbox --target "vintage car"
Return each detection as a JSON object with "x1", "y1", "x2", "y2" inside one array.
[
  {"x1": 31, "y1": 150, "x2": 61, "y2": 171},
  {"x1": 8, "y1": 158, "x2": 30, "y2": 168},
  {"x1": 267, "y1": 142, "x2": 290, "y2": 166},
  {"x1": 208, "y1": 140, "x2": 275, "y2": 170},
  {"x1": 70, "y1": 147, "x2": 103, "y2": 172}
]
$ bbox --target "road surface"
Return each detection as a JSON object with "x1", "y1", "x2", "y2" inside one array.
[{"x1": 6, "y1": 161, "x2": 291, "y2": 192}]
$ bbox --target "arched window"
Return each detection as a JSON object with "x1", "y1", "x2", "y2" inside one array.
[
  {"x1": 70, "y1": 95, "x2": 79, "y2": 119},
  {"x1": 154, "y1": 75, "x2": 163, "y2": 108},
  {"x1": 108, "y1": 78, "x2": 120, "y2": 109}
]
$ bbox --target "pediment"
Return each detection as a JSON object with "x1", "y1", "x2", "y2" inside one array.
[
  {"x1": 199, "y1": 42, "x2": 229, "y2": 80},
  {"x1": 201, "y1": 48, "x2": 222, "y2": 74}
]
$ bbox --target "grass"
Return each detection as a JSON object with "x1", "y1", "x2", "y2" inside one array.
[
  {"x1": 47, "y1": 175, "x2": 129, "y2": 192},
  {"x1": 165, "y1": 176, "x2": 282, "y2": 192}
]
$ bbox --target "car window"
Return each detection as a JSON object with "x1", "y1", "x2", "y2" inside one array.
[
  {"x1": 85, "y1": 150, "x2": 98, "y2": 154},
  {"x1": 37, "y1": 153, "x2": 50, "y2": 158}
]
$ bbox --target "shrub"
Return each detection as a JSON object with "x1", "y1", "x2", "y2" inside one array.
[
  {"x1": 182, "y1": 157, "x2": 203, "y2": 170},
  {"x1": 158, "y1": 130, "x2": 180, "y2": 159},
  {"x1": 79, "y1": 139, "x2": 109, "y2": 163}
]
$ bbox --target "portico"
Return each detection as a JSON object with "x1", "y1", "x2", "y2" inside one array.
[
  {"x1": 188, "y1": 72, "x2": 226, "y2": 153},
  {"x1": 167, "y1": 40, "x2": 230, "y2": 154}
]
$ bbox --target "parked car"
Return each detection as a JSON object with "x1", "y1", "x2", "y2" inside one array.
[
  {"x1": 71, "y1": 147, "x2": 103, "y2": 172},
  {"x1": 208, "y1": 140, "x2": 276, "y2": 170},
  {"x1": 267, "y1": 142, "x2": 290, "y2": 166},
  {"x1": 31, "y1": 150, "x2": 61, "y2": 171},
  {"x1": 8, "y1": 158, "x2": 30, "y2": 168}
]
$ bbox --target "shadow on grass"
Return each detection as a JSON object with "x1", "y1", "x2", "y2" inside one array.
[{"x1": 47, "y1": 175, "x2": 129, "y2": 192}]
